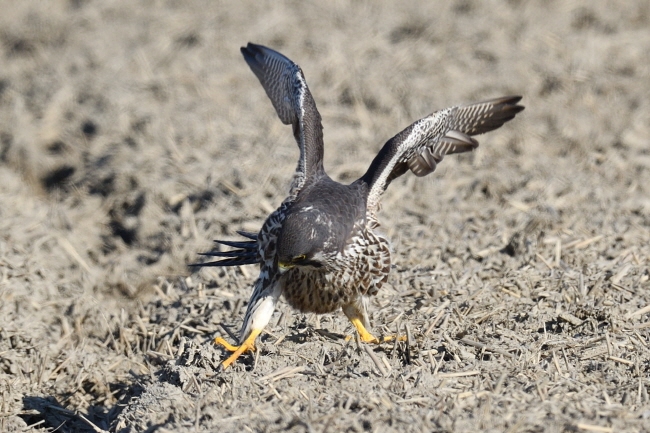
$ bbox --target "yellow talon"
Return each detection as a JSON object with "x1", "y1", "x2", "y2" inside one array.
[
  {"x1": 214, "y1": 336, "x2": 249, "y2": 352},
  {"x1": 346, "y1": 316, "x2": 406, "y2": 344},
  {"x1": 214, "y1": 328, "x2": 262, "y2": 369}
]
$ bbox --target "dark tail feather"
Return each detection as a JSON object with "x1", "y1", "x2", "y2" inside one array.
[
  {"x1": 190, "y1": 232, "x2": 260, "y2": 268},
  {"x1": 236, "y1": 230, "x2": 258, "y2": 240},
  {"x1": 212, "y1": 239, "x2": 257, "y2": 249},
  {"x1": 189, "y1": 257, "x2": 260, "y2": 267},
  {"x1": 198, "y1": 250, "x2": 257, "y2": 258}
]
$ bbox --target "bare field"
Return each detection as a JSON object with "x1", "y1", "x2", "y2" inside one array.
[{"x1": 1, "y1": 1, "x2": 649, "y2": 432}]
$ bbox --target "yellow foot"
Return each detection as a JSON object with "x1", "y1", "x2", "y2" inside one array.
[
  {"x1": 346, "y1": 317, "x2": 407, "y2": 344},
  {"x1": 344, "y1": 334, "x2": 407, "y2": 344},
  {"x1": 214, "y1": 328, "x2": 261, "y2": 369}
]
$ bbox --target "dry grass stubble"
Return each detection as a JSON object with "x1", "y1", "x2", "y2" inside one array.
[{"x1": 1, "y1": 1, "x2": 649, "y2": 432}]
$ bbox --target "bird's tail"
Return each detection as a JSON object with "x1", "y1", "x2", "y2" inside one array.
[{"x1": 190, "y1": 231, "x2": 260, "y2": 267}]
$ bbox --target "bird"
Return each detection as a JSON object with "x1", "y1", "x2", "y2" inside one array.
[{"x1": 194, "y1": 42, "x2": 524, "y2": 370}]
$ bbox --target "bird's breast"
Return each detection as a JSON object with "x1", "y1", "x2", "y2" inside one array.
[{"x1": 280, "y1": 227, "x2": 391, "y2": 314}]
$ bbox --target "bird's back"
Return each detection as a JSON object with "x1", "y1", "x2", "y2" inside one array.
[{"x1": 290, "y1": 175, "x2": 368, "y2": 248}]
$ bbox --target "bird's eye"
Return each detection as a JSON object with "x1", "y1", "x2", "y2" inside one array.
[{"x1": 292, "y1": 254, "x2": 307, "y2": 263}]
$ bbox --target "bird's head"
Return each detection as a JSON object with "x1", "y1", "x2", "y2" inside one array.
[{"x1": 276, "y1": 208, "x2": 335, "y2": 273}]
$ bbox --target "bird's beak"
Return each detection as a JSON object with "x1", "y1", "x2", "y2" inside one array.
[{"x1": 278, "y1": 261, "x2": 294, "y2": 273}]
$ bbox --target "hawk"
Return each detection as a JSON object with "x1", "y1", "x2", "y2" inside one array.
[{"x1": 196, "y1": 43, "x2": 524, "y2": 369}]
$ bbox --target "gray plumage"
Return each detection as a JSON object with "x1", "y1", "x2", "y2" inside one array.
[{"x1": 194, "y1": 43, "x2": 524, "y2": 367}]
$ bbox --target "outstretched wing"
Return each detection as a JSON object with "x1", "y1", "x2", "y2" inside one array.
[
  {"x1": 359, "y1": 96, "x2": 524, "y2": 212},
  {"x1": 190, "y1": 231, "x2": 260, "y2": 267},
  {"x1": 241, "y1": 43, "x2": 325, "y2": 193}
]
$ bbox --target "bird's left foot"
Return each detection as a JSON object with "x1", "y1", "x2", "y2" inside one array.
[
  {"x1": 346, "y1": 317, "x2": 406, "y2": 344},
  {"x1": 214, "y1": 328, "x2": 262, "y2": 369}
]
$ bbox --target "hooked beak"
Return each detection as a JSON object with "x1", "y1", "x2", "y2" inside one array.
[{"x1": 278, "y1": 261, "x2": 294, "y2": 273}]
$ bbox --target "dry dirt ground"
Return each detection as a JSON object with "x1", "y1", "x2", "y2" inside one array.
[{"x1": 1, "y1": 1, "x2": 649, "y2": 432}]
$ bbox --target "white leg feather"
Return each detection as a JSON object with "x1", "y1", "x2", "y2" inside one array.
[{"x1": 238, "y1": 276, "x2": 282, "y2": 343}]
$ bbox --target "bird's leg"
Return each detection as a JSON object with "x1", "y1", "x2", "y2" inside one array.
[
  {"x1": 215, "y1": 328, "x2": 262, "y2": 369},
  {"x1": 346, "y1": 315, "x2": 381, "y2": 343},
  {"x1": 342, "y1": 303, "x2": 406, "y2": 344},
  {"x1": 214, "y1": 277, "x2": 281, "y2": 369}
]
